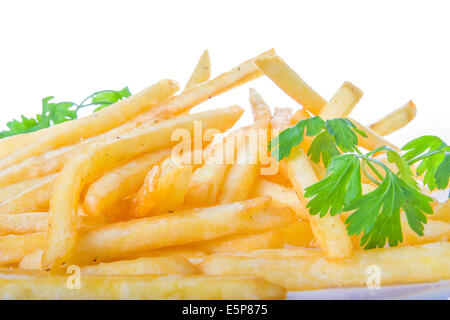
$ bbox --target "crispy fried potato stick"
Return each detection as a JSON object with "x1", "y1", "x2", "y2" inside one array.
[
  {"x1": 227, "y1": 248, "x2": 323, "y2": 258},
  {"x1": 0, "y1": 271, "x2": 287, "y2": 300},
  {"x1": 318, "y1": 81, "x2": 363, "y2": 119},
  {"x1": 0, "y1": 174, "x2": 56, "y2": 214},
  {"x1": 81, "y1": 257, "x2": 198, "y2": 276},
  {"x1": 348, "y1": 117, "x2": 400, "y2": 151},
  {"x1": 400, "y1": 218, "x2": 450, "y2": 246},
  {"x1": 184, "y1": 50, "x2": 211, "y2": 91},
  {"x1": 0, "y1": 233, "x2": 46, "y2": 265},
  {"x1": 369, "y1": 100, "x2": 417, "y2": 136},
  {"x1": 18, "y1": 249, "x2": 44, "y2": 270},
  {"x1": 44, "y1": 106, "x2": 244, "y2": 269},
  {"x1": 255, "y1": 56, "x2": 326, "y2": 115},
  {"x1": 166, "y1": 49, "x2": 275, "y2": 114},
  {"x1": 285, "y1": 147, "x2": 354, "y2": 260},
  {"x1": 0, "y1": 80, "x2": 179, "y2": 169},
  {"x1": 132, "y1": 159, "x2": 193, "y2": 217},
  {"x1": 0, "y1": 175, "x2": 53, "y2": 201},
  {"x1": 199, "y1": 242, "x2": 450, "y2": 290},
  {"x1": 71, "y1": 198, "x2": 295, "y2": 265},
  {"x1": 83, "y1": 148, "x2": 170, "y2": 217},
  {"x1": 251, "y1": 178, "x2": 307, "y2": 220},
  {"x1": 281, "y1": 220, "x2": 314, "y2": 247},
  {"x1": 433, "y1": 200, "x2": 450, "y2": 222}
]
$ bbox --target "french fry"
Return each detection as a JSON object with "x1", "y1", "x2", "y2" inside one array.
[
  {"x1": 0, "y1": 233, "x2": 46, "y2": 265},
  {"x1": 83, "y1": 148, "x2": 171, "y2": 217},
  {"x1": 281, "y1": 220, "x2": 314, "y2": 247},
  {"x1": 0, "y1": 80, "x2": 179, "y2": 169},
  {"x1": 0, "y1": 272, "x2": 287, "y2": 300},
  {"x1": 199, "y1": 242, "x2": 450, "y2": 290},
  {"x1": 369, "y1": 100, "x2": 417, "y2": 136},
  {"x1": 188, "y1": 230, "x2": 284, "y2": 254},
  {"x1": 71, "y1": 198, "x2": 295, "y2": 265},
  {"x1": 255, "y1": 56, "x2": 326, "y2": 115},
  {"x1": 166, "y1": 49, "x2": 275, "y2": 114},
  {"x1": 0, "y1": 174, "x2": 56, "y2": 214},
  {"x1": 44, "y1": 106, "x2": 244, "y2": 269},
  {"x1": 318, "y1": 81, "x2": 363, "y2": 119},
  {"x1": 401, "y1": 218, "x2": 450, "y2": 246},
  {"x1": 219, "y1": 138, "x2": 259, "y2": 203},
  {"x1": 290, "y1": 108, "x2": 311, "y2": 125},
  {"x1": 133, "y1": 247, "x2": 208, "y2": 261},
  {"x1": 184, "y1": 50, "x2": 211, "y2": 91},
  {"x1": 132, "y1": 159, "x2": 193, "y2": 217},
  {"x1": 81, "y1": 257, "x2": 199, "y2": 276},
  {"x1": 18, "y1": 249, "x2": 44, "y2": 270},
  {"x1": 0, "y1": 212, "x2": 98, "y2": 236},
  {"x1": 0, "y1": 175, "x2": 54, "y2": 201},
  {"x1": 228, "y1": 248, "x2": 323, "y2": 258},
  {"x1": 284, "y1": 147, "x2": 353, "y2": 260},
  {"x1": 347, "y1": 117, "x2": 400, "y2": 151},
  {"x1": 433, "y1": 200, "x2": 450, "y2": 222},
  {"x1": 250, "y1": 178, "x2": 307, "y2": 220}
]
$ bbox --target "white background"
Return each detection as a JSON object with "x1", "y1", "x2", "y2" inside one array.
[{"x1": 0, "y1": 0, "x2": 449, "y2": 145}]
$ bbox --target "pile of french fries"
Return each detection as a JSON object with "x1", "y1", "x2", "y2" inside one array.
[{"x1": 0, "y1": 49, "x2": 448, "y2": 300}]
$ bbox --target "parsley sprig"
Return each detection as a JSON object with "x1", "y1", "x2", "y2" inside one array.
[
  {"x1": 269, "y1": 116, "x2": 448, "y2": 249},
  {"x1": 0, "y1": 87, "x2": 131, "y2": 138}
]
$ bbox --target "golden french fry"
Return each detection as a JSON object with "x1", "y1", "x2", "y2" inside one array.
[
  {"x1": 249, "y1": 88, "x2": 272, "y2": 128},
  {"x1": 369, "y1": 100, "x2": 417, "y2": 136},
  {"x1": 0, "y1": 175, "x2": 53, "y2": 201},
  {"x1": 43, "y1": 106, "x2": 244, "y2": 270},
  {"x1": 318, "y1": 81, "x2": 363, "y2": 119},
  {"x1": 0, "y1": 233, "x2": 46, "y2": 265},
  {"x1": 0, "y1": 174, "x2": 56, "y2": 214},
  {"x1": 133, "y1": 247, "x2": 208, "y2": 261},
  {"x1": 83, "y1": 149, "x2": 170, "y2": 217},
  {"x1": 400, "y1": 218, "x2": 450, "y2": 246},
  {"x1": 433, "y1": 200, "x2": 450, "y2": 222},
  {"x1": 132, "y1": 159, "x2": 193, "y2": 217},
  {"x1": 228, "y1": 248, "x2": 322, "y2": 258},
  {"x1": 81, "y1": 257, "x2": 199, "y2": 276},
  {"x1": 290, "y1": 108, "x2": 311, "y2": 125},
  {"x1": 0, "y1": 132, "x2": 37, "y2": 160},
  {"x1": 184, "y1": 50, "x2": 211, "y2": 91},
  {"x1": 18, "y1": 249, "x2": 44, "y2": 270},
  {"x1": 0, "y1": 271, "x2": 287, "y2": 300},
  {"x1": 199, "y1": 242, "x2": 450, "y2": 290},
  {"x1": 251, "y1": 178, "x2": 307, "y2": 220},
  {"x1": 255, "y1": 56, "x2": 326, "y2": 115},
  {"x1": 219, "y1": 138, "x2": 259, "y2": 203},
  {"x1": 71, "y1": 198, "x2": 295, "y2": 265},
  {"x1": 166, "y1": 49, "x2": 275, "y2": 114},
  {"x1": 0, "y1": 80, "x2": 179, "y2": 170},
  {"x1": 285, "y1": 147, "x2": 353, "y2": 260},
  {"x1": 188, "y1": 230, "x2": 284, "y2": 254},
  {"x1": 347, "y1": 117, "x2": 400, "y2": 151},
  {"x1": 281, "y1": 220, "x2": 314, "y2": 247}
]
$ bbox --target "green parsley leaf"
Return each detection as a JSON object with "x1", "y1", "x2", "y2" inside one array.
[
  {"x1": 268, "y1": 116, "x2": 325, "y2": 160},
  {"x1": 307, "y1": 131, "x2": 340, "y2": 167},
  {"x1": 325, "y1": 118, "x2": 367, "y2": 152},
  {"x1": 90, "y1": 87, "x2": 131, "y2": 112}
]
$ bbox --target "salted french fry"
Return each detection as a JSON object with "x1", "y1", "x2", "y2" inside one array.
[
  {"x1": 369, "y1": 100, "x2": 417, "y2": 136},
  {"x1": 255, "y1": 56, "x2": 326, "y2": 115},
  {"x1": 132, "y1": 159, "x2": 193, "y2": 217},
  {"x1": 318, "y1": 81, "x2": 363, "y2": 119},
  {"x1": 83, "y1": 149, "x2": 170, "y2": 217},
  {"x1": 0, "y1": 272, "x2": 286, "y2": 300},
  {"x1": 0, "y1": 80, "x2": 179, "y2": 170},
  {"x1": 71, "y1": 198, "x2": 295, "y2": 265},
  {"x1": 347, "y1": 117, "x2": 400, "y2": 151},
  {"x1": 0, "y1": 212, "x2": 98, "y2": 236},
  {"x1": 0, "y1": 174, "x2": 56, "y2": 214},
  {"x1": 166, "y1": 49, "x2": 275, "y2": 114},
  {"x1": 219, "y1": 138, "x2": 259, "y2": 203},
  {"x1": 81, "y1": 257, "x2": 199, "y2": 276},
  {"x1": 285, "y1": 147, "x2": 353, "y2": 260},
  {"x1": 199, "y1": 242, "x2": 450, "y2": 291},
  {"x1": 188, "y1": 230, "x2": 284, "y2": 254},
  {"x1": 290, "y1": 108, "x2": 311, "y2": 125},
  {"x1": 184, "y1": 50, "x2": 211, "y2": 91},
  {"x1": 0, "y1": 233, "x2": 46, "y2": 265},
  {"x1": 400, "y1": 218, "x2": 450, "y2": 246},
  {"x1": 0, "y1": 133, "x2": 37, "y2": 160},
  {"x1": 433, "y1": 200, "x2": 450, "y2": 222},
  {"x1": 228, "y1": 248, "x2": 323, "y2": 259},
  {"x1": 251, "y1": 178, "x2": 307, "y2": 220},
  {"x1": 0, "y1": 175, "x2": 54, "y2": 201},
  {"x1": 44, "y1": 106, "x2": 244, "y2": 269},
  {"x1": 18, "y1": 249, "x2": 44, "y2": 270},
  {"x1": 281, "y1": 220, "x2": 314, "y2": 247},
  {"x1": 133, "y1": 247, "x2": 208, "y2": 261}
]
